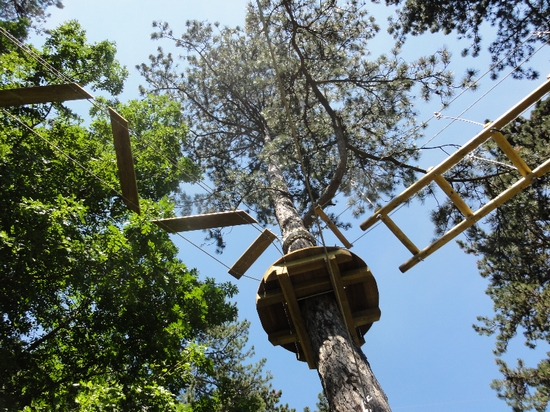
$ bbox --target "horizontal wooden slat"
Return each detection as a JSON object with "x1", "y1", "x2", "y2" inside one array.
[
  {"x1": 153, "y1": 210, "x2": 258, "y2": 233},
  {"x1": 109, "y1": 107, "x2": 140, "y2": 214},
  {"x1": 354, "y1": 308, "x2": 382, "y2": 326},
  {"x1": 262, "y1": 249, "x2": 353, "y2": 282},
  {"x1": 257, "y1": 266, "x2": 373, "y2": 308},
  {"x1": 267, "y1": 307, "x2": 381, "y2": 346},
  {"x1": 0, "y1": 83, "x2": 93, "y2": 107},
  {"x1": 229, "y1": 229, "x2": 277, "y2": 279}
]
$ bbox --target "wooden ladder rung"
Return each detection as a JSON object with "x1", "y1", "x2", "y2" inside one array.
[
  {"x1": 315, "y1": 205, "x2": 352, "y2": 248},
  {"x1": 428, "y1": 167, "x2": 474, "y2": 217},
  {"x1": 491, "y1": 131, "x2": 532, "y2": 177},
  {"x1": 109, "y1": 107, "x2": 140, "y2": 214},
  {"x1": 228, "y1": 229, "x2": 277, "y2": 279},
  {"x1": 377, "y1": 213, "x2": 420, "y2": 255}
]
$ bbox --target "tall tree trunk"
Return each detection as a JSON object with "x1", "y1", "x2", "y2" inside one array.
[{"x1": 265, "y1": 131, "x2": 391, "y2": 412}]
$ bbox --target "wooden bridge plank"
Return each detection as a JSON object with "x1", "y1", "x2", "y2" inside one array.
[
  {"x1": 153, "y1": 210, "x2": 258, "y2": 233},
  {"x1": 109, "y1": 107, "x2": 140, "y2": 214},
  {"x1": 0, "y1": 83, "x2": 93, "y2": 107},
  {"x1": 229, "y1": 229, "x2": 277, "y2": 279}
]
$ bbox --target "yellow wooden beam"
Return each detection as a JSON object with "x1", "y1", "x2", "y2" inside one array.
[
  {"x1": 377, "y1": 213, "x2": 420, "y2": 255},
  {"x1": 109, "y1": 107, "x2": 140, "y2": 214},
  {"x1": 0, "y1": 83, "x2": 93, "y2": 107},
  {"x1": 326, "y1": 256, "x2": 361, "y2": 346},
  {"x1": 315, "y1": 205, "x2": 352, "y2": 249},
  {"x1": 153, "y1": 210, "x2": 258, "y2": 232},
  {"x1": 276, "y1": 267, "x2": 317, "y2": 369},
  {"x1": 400, "y1": 156, "x2": 550, "y2": 272},
  {"x1": 429, "y1": 167, "x2": 474, "y2": 217},
  {"x1": 228, "y1": 229, "x2": 277, "y2": 279},
  {"x1": 491, "y1": 131, "x2": 532, "y2": 177},
  {"x1": 360, "y1": 78, "x2": 550, "y2": 231}
]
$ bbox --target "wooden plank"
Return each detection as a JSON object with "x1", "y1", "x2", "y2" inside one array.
[
  {"x1": 491, "y1": 131, "x2": 532, "y2": 177},
  {"x1": 276, "y1": 267, "x2": 317, "y2": 369},
  {"x1": 326, "y1": 256, "x2": 361, "y2": 346},
  {"x1": 353, "y1": 308, "x2": 382, "y2": 326},
  {"x1": 0, "y1": 83, "x2": 93, "y2": 107},
  {"x1": 430, "y1": 168, "x2": 474, "y2": 217},
  {"x1": 268, "y1": 308, "x2": 381, "y2": 345},
  {"x1": 378, "y1": 213, "x2": 420, "y2": 255},
  {"x1": 268, "y1": 328, "x2": 298, "y2": 346},
  {"x1": 263, "y1": 249, "x2": 353, "y2": 282},
  {"x1": 315, "y1": 205, "x2": 352, "y2": 249},
  {"x1": 228, "y1": 229, "x2": 277, "y2": 279},
  {"x1": 399, "y1": 156, "x2": 550, "y2": 272},
  {"x1": 360, "y1": 78, "x2": 550, "y2": 231},
  {"x1": 109, "y1": 107, "x2": 140, "y2": 214},
  {"x1": 153, "y1": 210, "x2": 258, "y2": 233},
  {"x1": 257, "y1": 266, "x2": 373, "y2": 308}
]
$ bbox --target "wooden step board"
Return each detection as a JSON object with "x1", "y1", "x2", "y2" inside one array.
[
  {"x1": 228, "y1": 229, "x2": 277, "y2": 279},
  {"x1": 109, "y1": 108, "x2": 140, "y2": 214},
  {"x1": 153, "y1": 210, "x2": 258, "y2": 233},
  {"x1": 359, "y1": 78, "x2": 550, "y2": 272},
  {"x1": 0, "y1": 83, "x2": 93, "y2": 107}
]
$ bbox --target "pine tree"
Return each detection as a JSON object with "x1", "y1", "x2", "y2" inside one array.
[{"x1": 138, "y1": 0, "x2": 456, "y2": 409}]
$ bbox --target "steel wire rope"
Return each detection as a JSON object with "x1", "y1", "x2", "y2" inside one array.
[
  {"x1": 0, "y1": 107, "x2": 262, "y2": 282},
  {"x1": 254, "y1": 1, "x2": 375, "y2": 407},
  {"x1": 0, "y1": 26, "x2": 276, "y2": 248},
  {"x1": 420, "y1": 31, "x2": 549, "y2": 150}
]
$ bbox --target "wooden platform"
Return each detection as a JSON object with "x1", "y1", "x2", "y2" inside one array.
[
  {"x1": 109, "y1": 108, "x2": 140, "y2": 214},
  {"x1": 153, "y1": 210, "x2": 258, "y2": 233},
  {"x1": 0, "y1": 83, "x2": 93, "y2": 107},
  {"x1": 256, "y1": 246, "x2": 380, "y2": 369}
]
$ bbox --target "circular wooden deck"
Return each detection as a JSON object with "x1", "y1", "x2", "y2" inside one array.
[{"x1": 256, "y1": 246, "x2": 381, "y2": 367}]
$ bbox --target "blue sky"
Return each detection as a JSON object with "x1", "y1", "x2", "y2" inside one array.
[{"x1": 40, "y1": 1, "x2": 550, "y2": 410}]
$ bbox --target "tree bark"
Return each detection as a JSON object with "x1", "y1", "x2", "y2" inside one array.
[
  {"x1": 264, "y1": 130, "x2": 391, "y2": 412},
  {"x1": 302, "y1": 295, "x2": 391, "y2": 412}
]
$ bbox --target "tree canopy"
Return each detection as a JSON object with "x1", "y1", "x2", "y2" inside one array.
[
  {"x1": 384, "y1": 0, "x2": 550, "y2": 79},
  {"x1": 0, "y1": 18, "x2": 301, "y2": 411},
  {"x1": 0, "y1": 0, "x2": 63, "y2": 24},
  {"x1": 139, "y1": 0, "x2": 455, "y2": 240}
]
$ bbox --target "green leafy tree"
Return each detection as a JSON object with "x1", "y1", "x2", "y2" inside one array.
[
  {"x1": 0, "y1": 20, "x2": 239, "y2": 411},
  {"x1": 430, "y1": 98, "x2": 550, "y2": 411},
  {"x1": 138, "y1": 0, "x2": 456, "y2": 409},
  {"x1": 383, "y1": 0, "x2": 550, "y2": 79},
  {"x1": 181, "y1": 320, "x2": 295, "y2": 412},
  {"x1": 0, "y1": 0, "x2": 63, "y2": 23}
]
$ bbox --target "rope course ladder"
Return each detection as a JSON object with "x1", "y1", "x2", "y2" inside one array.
[{"x1": 360, "y1": 78, "x2": 550, "y2": 272}]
